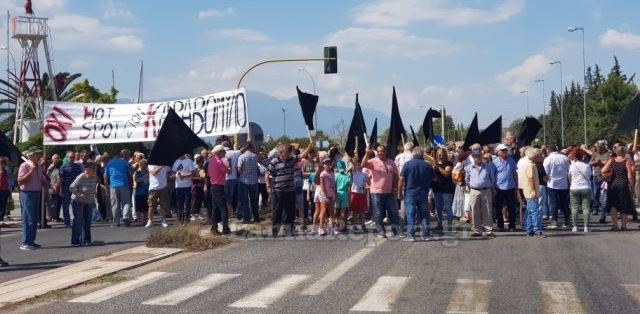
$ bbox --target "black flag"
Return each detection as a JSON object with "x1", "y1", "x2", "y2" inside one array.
[
  {"x1": 296, "y1": 86, "x2": 319, "y2": 131},
  {"x1": 387, "y1": 86, "x2": 407, "y2": 158},
  {"x1": 345, "y1": 94, "x2": 368, "y2": 158},
  {"x1": 369, "y1": 118, "x2": 378, "y2": 149},
  {"x1": 148, "y1": 108, "x2": 208, "y2": 167},
  {"x1": 478, "y1": 116, "x2": 502, "y2": 146},
  {"x1": 463, "y1": 113, "x2": 480, "y2": 150},
  {"x1": 422, "y1": 108, "x2": 441, "y2": 146},
  {"x1": 0, "y1": 130, "x2": 23, "y2": 164},
  {"x1": 517, "y1": 116, "x2": 543, "y2": 147},
  {"x1": 410, "y1": 125, "x2": 419, "y2": 147},
  {"x1": 616, "y1": 93, "x2": 640, "y2": 133}
]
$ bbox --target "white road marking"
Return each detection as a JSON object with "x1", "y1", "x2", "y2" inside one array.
[
  {"x1": 446, "y1": 278, "x2": 491, "y2": 314},
  {"x1": 229, "y1": 274, "x2": 309, "y2": 308},
  {"x1": 350, "y1": 276, "x2": 410, "y2": 312},
  {"x1": 69, "y1": 272, "x2": 173, "y2": 303},
  {"x1": 621, "y1": 284, "x2": 640, "y2": 304},
  {"x1": 143, "y1": 273, "x2": 240, "y2": 306},
  {"x1": 538, "y1": 281, "x2": 585, "y2": 314},
  {"x1": 301, "y1": 247, "x2": 375, "y2": 295}
]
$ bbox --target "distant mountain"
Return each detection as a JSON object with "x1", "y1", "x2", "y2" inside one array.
[{"x1": 246, "y1": 91, "x2": 389, "y2": 138}]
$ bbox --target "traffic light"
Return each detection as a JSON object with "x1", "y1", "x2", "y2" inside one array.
[{"x1": 324, "y1": 46, "x2": 337, "y2": 74}]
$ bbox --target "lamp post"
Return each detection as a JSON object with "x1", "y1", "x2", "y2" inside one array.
[
  {"x1": 533, "y1": 79, "x2": 546, "y2": 144},
  {"x1": 282, "y1": 106, "x2": 286, "y2": 137},
  {"x1": 297, "y1": 67, "x2": 318, "y2": 131},
  {"x1": 550, "y1": 60, "x2": 565, "y2": 147},
  {"x1": 520, "y1": 90, "x2": 529, "y2": 115},
  {"x1": 568, "y1": 26, "x2": 587, "y2": 145}
]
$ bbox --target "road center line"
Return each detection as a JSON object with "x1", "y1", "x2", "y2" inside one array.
[
  {"x1": 538, "y1": 281, "x2": 586, "y2": 314},
  {"x1": 301, "y1": 246, "x2": 375, "y2": 295},
  {"x1": 229, "y1": 274, "x2": 309, "y2": 308},
  {"x1": 446, "y1": 278, "x2": 491, "y2": 314},
  {"x1": 350, "y1": 276, "x2": 410, "y2": 312},
  {"x1": 143, "y1": 273, "x2": 240, "y2": 306},
  {"x1": 69, "y1": 271, "x2": 174, "y2": 303}
]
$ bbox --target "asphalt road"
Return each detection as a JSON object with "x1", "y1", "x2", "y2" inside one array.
[{"x1": 18, "y1": 219, "x2": 640, "y2": 314}]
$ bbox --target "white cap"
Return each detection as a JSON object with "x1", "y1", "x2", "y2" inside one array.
[
  {"x1": 212, "y1": 145, "x2": 225, "y2": 153},
  {"x1": 496, "y1": 144, "x2": 508, "y2": 151}
]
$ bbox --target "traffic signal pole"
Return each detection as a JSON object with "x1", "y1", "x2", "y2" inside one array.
[{"x1": 236, "y1": 57, "x2": 336, "y2": 89}]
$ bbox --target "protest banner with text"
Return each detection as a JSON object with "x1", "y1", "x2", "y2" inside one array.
[{"x1": 43, "y1": 88, "x2": 249, "y2": 145}]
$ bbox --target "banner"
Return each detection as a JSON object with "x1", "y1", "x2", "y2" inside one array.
[{"x1": 43, "y1": 88, "x2": 249, "y2": 145}]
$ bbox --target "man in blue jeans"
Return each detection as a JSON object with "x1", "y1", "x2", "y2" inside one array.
[
  {"x1": 17, "y1": 146, "x2": 48, "y2": 250},
  {"x1": 543, "y1": 145, "x2": 571, "y2": 228},
  {"x1": 398, "y1": 147, "x2": 435, "y2": 241},
  {"x1": 171, "y1": 154, "x2": 195, "y2": 223},
  {"x1": 105, "y1": 149, "x2": 132, "y2": 227},
  {"x1": 493, "y1": 144, "x2": 518, "y2": 231},
  {"x1": 58, "y1": 151, "x2": 83, "y2": 227},
  {"x1": 362, "y1": 144, "x2": 400, "y2": 238},
  {"x1": 237, "y1": 144, "x2": 260, "y2": 224}
]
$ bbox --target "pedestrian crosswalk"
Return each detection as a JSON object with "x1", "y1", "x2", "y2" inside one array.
[{"x1": 66, "y1": 270, "x2": 640, "y2": 312}]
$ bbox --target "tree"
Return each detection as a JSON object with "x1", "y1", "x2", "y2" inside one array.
[{"x1": 69, "y1": 79, "x2": 118, "y2": 103}]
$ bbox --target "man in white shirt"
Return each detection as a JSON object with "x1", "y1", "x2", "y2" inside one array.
[
  {"x1": 146, "y1": 165, "x2": 170, "y2": 228},
  {"x1": 171, "y1": 155, "x2": 195, "y2": 223},
  {"x1": 543, "y1": 145, "x2": 570, "y2": 228},
  {"x1": 223, "y1": 140, "x2": 241, "y2": 219},
  {"x1": 394, "y1": 142, "x2": 414, "y2": 236}
]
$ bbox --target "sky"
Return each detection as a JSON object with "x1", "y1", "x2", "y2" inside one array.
[{"x1": 1, "y1": 0, "x2": 639, "y2": 131}]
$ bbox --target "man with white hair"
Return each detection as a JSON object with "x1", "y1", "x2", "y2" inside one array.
[
  {"x1": 520, "y1": 147, "x2": 544, "y2": 237},
  {"x1": 17, "y1": 146, "x2": 49, "y2": 250},
  {"x1": 394, "y1": 142, "x2": 414, "y2": 235}
]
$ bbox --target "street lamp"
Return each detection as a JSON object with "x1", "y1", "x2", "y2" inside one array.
[
  {"x1": 533, "y1": 79, "x2": 546, "y2": 145},
  {"x1": 568, "y1": 26, "x2": 587, "y2": 145},
  {"x1": 297, "y1": 67, "x2": 318, "y2": 131},
  {"x1": 550, "y1": 60, "x2": 565, "y2": 147},
  {"x1": 281, "y1": 106, "x2": 286, "y2": 137},
  {"x1": 520, "y1": 90, "x2": 529, "y2": 115}
]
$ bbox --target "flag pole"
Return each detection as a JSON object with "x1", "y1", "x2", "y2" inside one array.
[
  {"x1": 363, "y1": 132, "x2": 369, "y2": 148},
  {"x1": 400, "y1": 133, "x2": 406, "y2": 146},
  {"x1": 305, "y1": 125, "x2": 313, "y2": 145},
  {"x1": 633, "y1": 129, "x2": 638, "y2": 152}
]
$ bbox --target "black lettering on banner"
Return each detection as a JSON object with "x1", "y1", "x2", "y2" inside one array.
[
  {"x1": 95, "y1": 108, "x2": 105, "y2": 120},
  {"x1": 235, "y1": 92, "x2": 247, "y2": 128},
  {"x1": 80, "y1": 123, "x2": 91, "y2": 139},
  {"x1": 93, "y1": 122, "x2": 102, "y2": 139},
  {"x1": 203, "y1": 96, "x2": 216, "y2": 133},
  {"x1": 102, "y1": 122, "x2": 113, "y2": 138},
  {"x1": 174, "y1": 100, "x2": 184, "y2": 112},
  {"x1": 192, "y1": 110, "x2": 204, "y2": 135}
]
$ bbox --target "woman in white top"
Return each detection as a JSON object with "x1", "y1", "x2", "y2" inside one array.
[{"x1": 568, "y1": 148, "x2": 592, "y2": 232}]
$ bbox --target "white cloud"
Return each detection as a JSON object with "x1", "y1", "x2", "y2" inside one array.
[
  {"x1": 599, "y1": 29, "x2": 640, "y2": 50},
  {"x1": 103, "y1": 0, "x2": 135, "y2": 20},
  {"x1": 49, "y1": 14, "x2": 143, "y2": 53},
  {"x1": 209, "y1": 28, "x2": 270, "y2": 42},
  {"x1": 198, "y1": 7, "x2": 235, "y2": 20},
  {"x1": 353, "y1": 0, "x2": 524, "y2": 27},
  {"x1": 109, "y1": 35, "x2": 143, "y2": 52},
  {"x1": 495, "y1": 54, "x2": 551, "y2": 94},
  {"x1": 69, "y1": 59, "x2": 89, "y2": 70},
  {"x1": 327, "y1": 27, "x2": 459, "y2": 59}
]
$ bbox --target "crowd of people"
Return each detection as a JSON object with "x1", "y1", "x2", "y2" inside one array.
[{"x1": 3, "y1": 132, "x2": 640, "y2": 257}]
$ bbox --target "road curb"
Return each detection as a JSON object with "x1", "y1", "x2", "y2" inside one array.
[{"x1": 0, "y1": 245, "x2": 182, "y2": 307}]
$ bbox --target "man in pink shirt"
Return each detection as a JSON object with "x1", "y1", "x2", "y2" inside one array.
[
  {"x1": 362, "y1": 145, "x2": 400, "y2": 238},
  {"x1": 208, "y1": 145, "x2": 232, "y2": 234},
  {"x1": 17, "y1": 146, "x2": 49, "y2": 250}
]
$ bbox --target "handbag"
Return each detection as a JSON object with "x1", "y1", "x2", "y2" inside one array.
[{"x1": 601, "y1": 161, "x2": 613, "y2": 183}]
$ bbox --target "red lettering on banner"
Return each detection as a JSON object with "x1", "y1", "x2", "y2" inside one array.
[
  {"x1": 143, "y1": 104, "x2": 158, "y2": 138},
  {"x1": 44, "y1": 106, "x2": 75, "y2": 142},
  {"x1": 83, "y1": 106, "x2": 92, "y2": 120}
]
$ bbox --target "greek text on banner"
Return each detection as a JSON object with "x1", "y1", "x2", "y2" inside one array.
[{"x1": 43, "y1": 88, "x2": 249, "y2": 145}]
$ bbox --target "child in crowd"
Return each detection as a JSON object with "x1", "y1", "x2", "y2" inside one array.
[
  {"x1": 350, "y1": 154, "x2": 368, "y2": 232},
  {"x1": 335, "y1": 160, "x2": 352, "y2": 233},
  {"x1": 133, "y1": 159, "x2": 150, "y2": 226},
  {"x1": 311, "y1": 153, "x2": 325, "y2": 234},
  {"x1": 319, "y1": 157, "x2": 336, "y2": 236}
]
